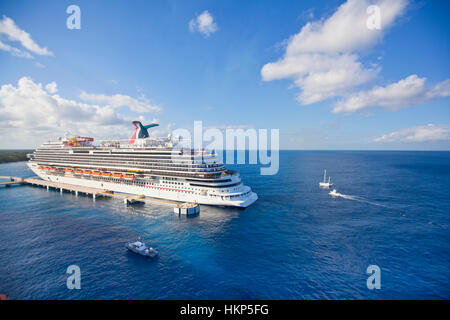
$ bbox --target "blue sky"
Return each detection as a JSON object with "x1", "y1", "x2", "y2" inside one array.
[{"x1": 0, "y1": 0, "x2": 449, "y2": 149}]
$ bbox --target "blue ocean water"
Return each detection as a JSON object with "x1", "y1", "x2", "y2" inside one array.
[{"x1": 0, "y1": 151, "x2": 449, "y2": 299}]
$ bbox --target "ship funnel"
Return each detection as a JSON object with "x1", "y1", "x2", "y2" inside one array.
[{"x1": 129, "y1": 121, "x2": 159, "y2": 144}]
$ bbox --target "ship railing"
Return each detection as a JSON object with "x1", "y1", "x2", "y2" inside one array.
[
  {"x1": 33, "y1": 157, "x2": 225, "y2": 170},
  {"x1": 94, "y1": 138, "x2": 216, "y2": 154},
  {"x1": 95, "y1": 138, "x2": 173, "y2": 148}
]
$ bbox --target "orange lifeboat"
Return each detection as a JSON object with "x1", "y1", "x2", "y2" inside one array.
[
  {"x1": 123, "y1": 174, "x2": 136, "y2": 180},
  {"x1": 49, "y1": 167, "x2": 57, "y2": 172},
  {"x1": 74, "y1": 169, "x2": 83, "y2": 174},
  {"x1": 65, "y1": 168, "x2": 74, "y2": 173},
  {"x1": 92, "y1": 171, "x2": 101, "y2": 176},
  {"x1": 112, "y1": 173, "x2": 123, "y2": 178},
  {"x1": 83, "y1": 170, "x2": 92, "y2": 175},
  {"x1": 101, "y1": 172, "x2": 112, "y2": 177}
]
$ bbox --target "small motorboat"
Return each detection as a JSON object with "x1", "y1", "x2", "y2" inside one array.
[
  {"x1": 319, "y1": 169, "x2": 333, "y2": 188},
  {"x1": 329, "y1": 189, "x2": 339, "y2": 197},
  {"x1": 126, "y1": 240, "x2": 158, "y2": 258}
]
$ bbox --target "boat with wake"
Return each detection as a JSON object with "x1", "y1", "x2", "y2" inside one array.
[{"x1": 329, "y1": 189, "x2": 339, "y2": 197}]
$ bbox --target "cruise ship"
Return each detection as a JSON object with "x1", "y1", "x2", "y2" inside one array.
[{"x1": 27, "y1": 121, "x2": 258, "y2": 207}]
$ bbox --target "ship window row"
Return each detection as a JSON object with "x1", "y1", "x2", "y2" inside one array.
[
  {"x1": 40, "y1": 155, "x2": 218, "y2": 165},
  {"x1": 91, "y1": 175, "x2": 230, "y2": 192},
  {"x1": 185, "y1": 178, "x2": 232, "y2": 183},
  {"x1": 33, "y1": 154, "x2": 223, "y2": 167},
  {"x1": 208, "y1": 190, "x2": 250, "y2": 199},
  {"x1": 34, "y1": 155, "x2": 223, "y2": 168},
  {"x1": 85, "y1": 176, "x2": 204, "y2": 195},
  {"x1": 37, "y1": 152, "x2": 177, "y2": 159},
  {"x1": 189, "y1": 182, "x2": 242, "y2": 188},
  {"x1": 35, "y1": 150, "x2": 211, "y2": 159},
  {"x1": 49, "y1": 172, "x2": 240, "y2": 195},
  {"x1": 37, "y1": 149, "x2": 205, "y2": 159},
  {"x1": 39, "y1": 148, "x2": 180, "y2": 156},
  {"x1": 34, "y1": 159, "x2": 222, "y2": 171},
  {"x1": 34, "y1": 159, "x2": 225, "y2": 173},
  {"x1": 34, "y1": 152, "x2": 216, "y2": 164}
]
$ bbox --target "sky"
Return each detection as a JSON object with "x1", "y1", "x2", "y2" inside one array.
[{"x1": 0, "y1": 0, "x2": 449, "y2": 150}]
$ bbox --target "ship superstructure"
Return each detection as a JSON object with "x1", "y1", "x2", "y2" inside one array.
[{"x1": 27, "y1": 122, "x2": 258, "y2": 207}]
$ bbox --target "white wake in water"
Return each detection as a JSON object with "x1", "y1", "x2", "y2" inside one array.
[{"x1": 329, "y1": 190, "x2": 390, "y2": 208}]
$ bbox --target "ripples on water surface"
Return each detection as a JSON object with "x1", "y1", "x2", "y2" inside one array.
[{"x1": 0, "y1": 151, "x2": 449, "y2": 299}]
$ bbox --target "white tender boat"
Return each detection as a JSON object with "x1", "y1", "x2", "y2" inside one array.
[
  {"x1": 319, "y1": 169, "x2": 333, "y2": 188},
  {"x1": 329, "y1": 189, "x2": 339, "y2": 197},
  {"x1": 126, "y1": 240, "x2": 158, "y2": 258}
]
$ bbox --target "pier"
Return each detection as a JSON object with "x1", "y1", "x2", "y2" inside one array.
[
  {"x1": 24, "y1": 178, "x2": 107, "y2": 201},
  {"x1": 0, "y1": 176, "x2": 24, "y2": 187},
  {"x1": 1, "y1": 176, "x2": 184, "y2": 208}
]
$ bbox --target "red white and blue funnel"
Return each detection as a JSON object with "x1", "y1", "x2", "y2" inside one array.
[{"x1": 129, "y1": 121, "x2": 159, "y2": 144}]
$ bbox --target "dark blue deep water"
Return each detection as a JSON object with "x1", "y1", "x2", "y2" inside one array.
[{"x1": 0, "y1": 151, "x2": 449, "y2": 299}]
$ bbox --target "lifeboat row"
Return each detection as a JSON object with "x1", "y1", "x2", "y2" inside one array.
[
  {"x1": 38, "y1": 166, "x2": 136, "y2": 179},
  {"x1": 78, "y1": 171, "x2": 135, "y2": 179},
  {"x1": 38, "y1": 166, "x2": 57, "y2": 172}
]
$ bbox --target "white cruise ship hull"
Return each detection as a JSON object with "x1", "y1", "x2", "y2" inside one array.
[
  {"x1": 28, "y1": 164, "x2": 258, "y2": 208},
  {"x1": 27, "y1": 126, "x2": 258, "y2": 208}
]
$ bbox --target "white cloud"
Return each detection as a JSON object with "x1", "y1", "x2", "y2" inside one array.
[
  {"x1": 79, "y1": 91, "x2": 162, "y2": 113},
  {"x1": 269, "y1": 53, "x2": 379, "y2": 104},
  {"x1": 45, "y1": 82, "x2": 58, "y2": 93},
  {"x1": 333, "y1": 75, "x2": 450, "y2": 113},
  {"x1": 285, "y1": 0, "x2": 407, "y2": 54},
  {"x1": 261, "y1": 0, "x2": 407, "y2": 105},
  {"x1": 0, "y1": 77, "x2": 157, "y2": 148},
  {"x1": 189, "y1": 10, "x2": 218, "y2": 37},
  {"x1": 0, "y1": 40, "x2": 33, "y2": 59},
  {"x1": 374, "y1": 124, "x2": 450, "y2": 142},
  {"x1": 0, "y1": 15, "x2": 53, "y2": 58}
]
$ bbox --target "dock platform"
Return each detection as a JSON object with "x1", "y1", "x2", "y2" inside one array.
[
  {"x1": 0, "y1": 176, "x2": 24, "y2": 187},
  {"x1": 1, "y1": 176, "x2": 182, "y2": 207},
  {"x1": 173, "y1": 202, "x2": 200, "y2": 215}
]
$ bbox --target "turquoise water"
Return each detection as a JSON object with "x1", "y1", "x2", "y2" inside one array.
[{"x1": 0, "y1": 151, "x2": 449, "y2": 299}]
